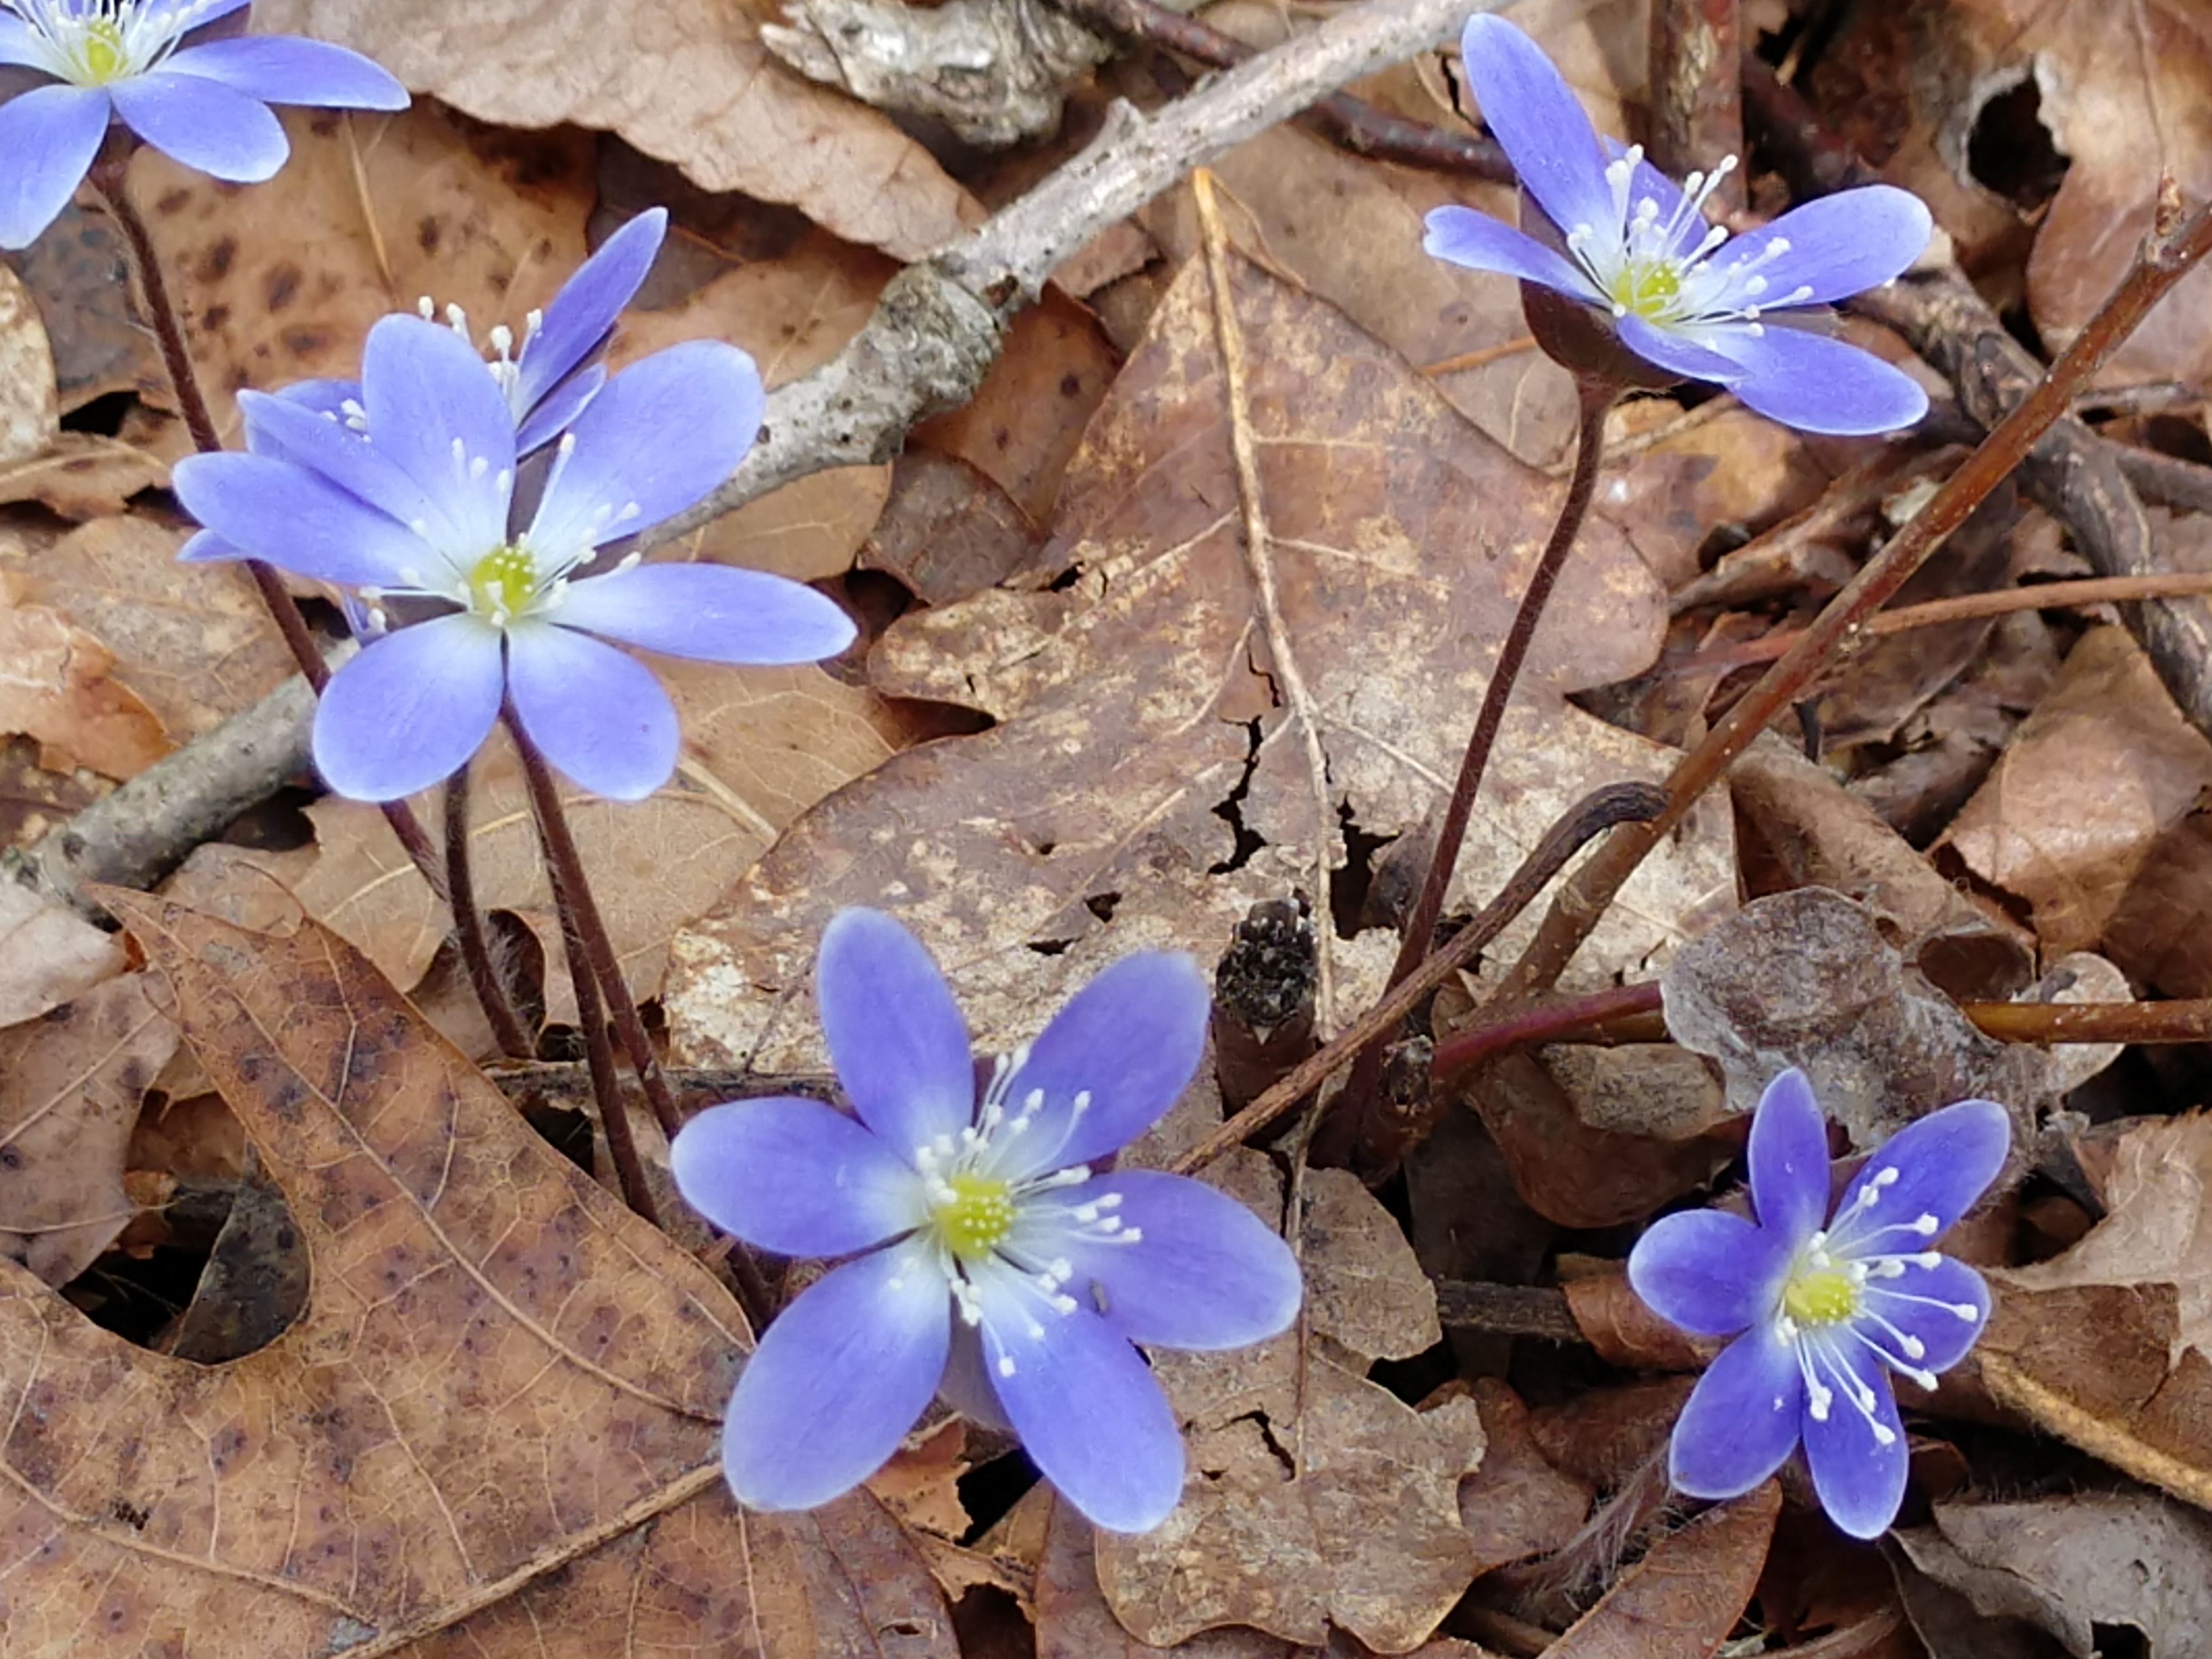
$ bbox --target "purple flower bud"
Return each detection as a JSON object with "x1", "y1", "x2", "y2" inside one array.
[
  {"x1": 670, "y1": 908, "x2": 1305, "y2": 1533},
  {"x1": 1627, "y1": 1069, "x2": 2010, "y2": 1537},
  {"x1": 1421, "y1": 15, "x2": 1934, "y2": 435}
]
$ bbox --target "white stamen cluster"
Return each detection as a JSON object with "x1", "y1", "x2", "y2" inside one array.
[
  {"x1": 1562, "y1": 147, "x2": 1816, "y2": 336},
  {"x1": 418, "y1": 296, "x2": 547, "y2": 421},
  {"x1": 1770, "y1": 1165, "x2": 1981, "y2": 1447},
  {"x1": 890, "y1": 1050, "x2": 1143, "y2": 1380},
  {"x1": 8, "y1": 0, "x2": 217, "y2": 86}
]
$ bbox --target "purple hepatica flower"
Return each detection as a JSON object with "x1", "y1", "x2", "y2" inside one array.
[
  {"x1": 171, "y1": 312, "x2": 855, "y2": 802},
  {"x1": 671, "y1": 908, "x2": 1305, "y2": 1533},
  {"x1": 1627, "y1": 1070, "x2": 2008, "y2": 1538},
  {"x1": 0, "y1": 1, "x2": 409, "y2": 250},
  {"x1": 1422, "y1": 15, "x2": 1932, "y2": 435}
]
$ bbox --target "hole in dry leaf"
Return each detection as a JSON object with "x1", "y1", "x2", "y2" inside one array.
[
  {"x1": 956, "y1": 1444, "x2": 1039, "y2": 1538},
  {"x1": 60, "y1": 390, "x2": 135, "y2": 439},
  {"x1": 1026, "y1": 937, "x2": 1073, "y2": 957},
  {"x1": 1966, "y1": 72, "x2": 2070, "y2": 211},
  {"x1": 1328, "y1": 805, "x2": 1400, "y2": 940},
  {"x1": 1083, "y1": 891, "x2": 1121, "y2": 925},
  {"x1": 1208, "y1": 719, "x2": 1267, "y2": 874}
]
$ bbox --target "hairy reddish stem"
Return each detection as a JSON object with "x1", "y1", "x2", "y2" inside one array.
[{"x1": 443, "y1": 764, "x2": 537, "y2": 1060}]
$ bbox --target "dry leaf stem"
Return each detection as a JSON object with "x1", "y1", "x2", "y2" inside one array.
[
  {"x1": 86, "y1": 152, "x2": 446, "y2": 896},
  {"x1": 1483, "y1": 194, "x2": 2212, "y2": 1011},
  {"x1": 442, "y1": 764, "x2": 536, "y2": 1060}
]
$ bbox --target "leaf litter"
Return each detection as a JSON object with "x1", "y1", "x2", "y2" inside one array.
[{"x1": 7, "y1": 0, "x2": 2212, "y2": 1655}]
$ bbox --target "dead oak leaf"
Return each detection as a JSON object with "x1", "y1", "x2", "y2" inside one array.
[
  {"x1": 1981, "y1": 1112, "x2": 2212, "y2": 1512},
  {"x1": 0, "y1": 893, "x2": 953, "y2": 1658},
  {"x1": 0, "y1": 570, "x2": 170, "y2": 779},
  {"x1": 252, "y1": 0, "x2": 977, "y2": 259},
  {"x1": 666, "y1": 248, "x2": 1730, "y2": 1076},
  {"x1": 0, "y1": 973, "x2": 177, "y2": 1287}
]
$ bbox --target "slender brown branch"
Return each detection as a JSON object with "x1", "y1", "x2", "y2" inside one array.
[
  {"x1": 502, "y1": 706, "x2": 684, "y2": 1142},
  {"x1": 1647, "y1": 0, "x2": 1743, "y2": 217},
  {"x1": 1169, "y1": 780, "x2": 1666, "y2": 1175},
  {"x1": 1667, "y1": 569, "x2": 2212, "y2": 679},
  {"x1": 1433, "y1": 980, "x2": 1665, "y2": 1079},
  {"x1": 536, "y1": 812, "x2": 659, "y2": 1225},
  {"x1": 1046, "y1": 0, "x2": 1511, "y2": 180},
  {"x1": 444, "y1": 763, "x2": 536, "y2": 1060},
  {"x1": 87, "y1": 151, "x2": 444, "y2": 889},
  {"x1": 1486, "y1": 196, "x2": 2212, "y2": 1008}
]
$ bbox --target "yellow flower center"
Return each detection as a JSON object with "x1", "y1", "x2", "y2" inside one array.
[
  {"x1": 467, "y1": 544, "x2": 539, "y2": 620},
  {"x1": 78, "y1": 19, "x2": 129, "y2": 82},
  {"x1": 933, "y1": 1171, "x2": 1015, "y2": 1260},
  {"x1": 1782, "y1": 1265, "x2": 1859, "y2": 1327},
  {"x1": 1610, "y1": 259, "x2": 1682, "y2": 318}
]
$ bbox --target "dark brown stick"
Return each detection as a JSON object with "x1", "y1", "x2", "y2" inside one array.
[
  {"x1": 1647, "y1": 0, "x2": 1743, "y2": 216},
  {"x1": 443, "y1": 764, "x2": 536, "y2": 1060},
  {"x1": 1046, "y1": 0, "x2": 1511, "y2": 181}
]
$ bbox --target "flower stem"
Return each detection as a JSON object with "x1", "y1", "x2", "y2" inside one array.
[
  {"x1": 85, "y1": 152, "x2": 444, "y2": 889},
  {"x1": 1331, "y1": 379, "x2": 1616, "y2": 1123},
  {"x1": 502, "y1": 704, "x2": 684, "y2": 1142},
  {"x1": 533, "y1": 798, "x2": 659, "y2": 1225},
  {"x1": 443, "y1": 763, "x2": 536, "y2": 1060}
]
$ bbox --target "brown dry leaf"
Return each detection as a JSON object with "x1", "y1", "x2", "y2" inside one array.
[
  {"x1": 1095, "y1": 1161, "x2": 1485, "y2": 1652},
  {"x1": 1454, "y1": 1379, "x2": 1592, "y2": 1577},
  {"x1": 1036, "y1": 1495, "x2": 1291, "y2": 1658},
  {"x1": 1896, "y1": 1490, "x2": 2212, "y2": 1658},
  {"x1": 253, "y1": 0, "x2": 975, "y2": 259},
  {"x1": 0, "y1": 433, "x2": 169, "y2": 521},
  {"x1": 1980, "y1": 1114, "x2": 2212, "y2": 1511},
  {"x1": 0, "y1": 262, "x2": 59, "y2": 467},
  {"x1": 1661, "y1": 885, "x2": 2054, "y2": 1150},
  {"x1": 667, "y1": 248, "x2": 1731, "y2": 1078},
  {"x1": 1, "y1": 891, "x2": 955, "y2": 1658},
  {"x1": 126, "y1": 105, "x2": 595, "y2": 437},
  {"x1": 1945, "y1": 0, "x2": 2212, "y2": 390},
  {"x1": 1542, "y1": 1481, "x2": 1781, "y2": 1659},
  {"x1": 0, "y1": 974, "x2": 177, "y2": 1286},
  {"x1": 1937, "y1": 627, "x2": 2212, "y2": 957},
  {"x1": 0, "y1": 570, "x2": 170, "y2": 779},
  {"x1": 0, "y1": 883, "x2": 128, "y2": 1025},
  {"x1": 2107, "y1": 787, "x2": 2212, "y2": 998},
  {"x1": 14, "y1": 515, "x2": 294, "y2": 743},
  {"x1": 247, "y1": 661, "x2": 905, "y2": 1004}
]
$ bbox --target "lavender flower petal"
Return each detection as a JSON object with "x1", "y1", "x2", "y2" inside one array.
[
  {"x1": 1722, "y1": 188, "x2": 1932, "y2": 309},
  {"x1": 1863, "y1": 1255, "x2": 1990, "y2": 1374},
  {"x1": 551, "y1": 564, "x2": 856, "y2": 665},
  {"x1": 0, "y1": 16, "x2": 43, "y2": 66},
  {"x1": 1667, "y1": 1326, "x2": 1805, "y2": 1499},
  {"x1": 1801, "y1": 1363, "x2": 1907, "y2": 1539},
  {"x1": 816, "y1": 907, "x2": 978, "y2": 1154},
  {"x1": 107, "y1": 71, "x2": 287, "y2": 181},
  {"x1": 1614, "y1": 314, "x2": 1748, "y2": 383},
  {"x1": 235, "y1": 389, "x2": 455, "y2": 539},
  {"x1": 1421, "y1": 205, "x2": 1599, "y2": 301},
  {"x1": 937, "y1": 1322, "x2": 1012, "y2": 1431},
  {"x1": 1707, "y1": 323, "x2": 1929, "y2": 435},
  {"x1": 529, "y1": 340, "x2": 763, "y2": 554},
  {"x1": 1459, "y1": 14, "x2": 1615, "y2": 252},
  {"x1": 1050, "y1": 1171, "x2": 1302, "y2": 1350},
  {"x1": 720, "y1": 1239, "x2": 951, "y2": 1511},
  {"x1": 312, "y1": 614, "x2": 503, "y2": 801},
  {"x1": 514, "y1": 207, "x2": 667, "y2": 413},
  {"x1": 512, "y1": 365, "x2": 602, "y2": 456},
  {"x1": 975, "y1": 1277, "x2": 1185, "y2": 1533},
  {"x1": 998, "y1": 951, "x2": 1209, "y2": 1179},
  {"x1": 1626, "y1": 1209, "x2": 1791, "y2": 1337},
  {"x1": 163, "y1": 35, "x2": 408, "y2": 109},
  {"x1": 504, "y1": 622, "x2": 679, "y2": 801},
  {"x1": 1835, "y1": 1098, "x2": 2010, "y2": 1236},
  {"x1": 169, "y1": 452, "x2": 432, "y2": 587},
  {"x1": 1747, "y1": 1068, "x2": 1830, "y2": 1244},
  {"x1": 670, "y1": 1097, "x2": 927, "y2": 1257},
  {"x1": 0, "y1": 84, "x2": 109, "y2": 250},
  {"x1": 359, "y1": 314, "x2": 518, "y2": 553}
]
